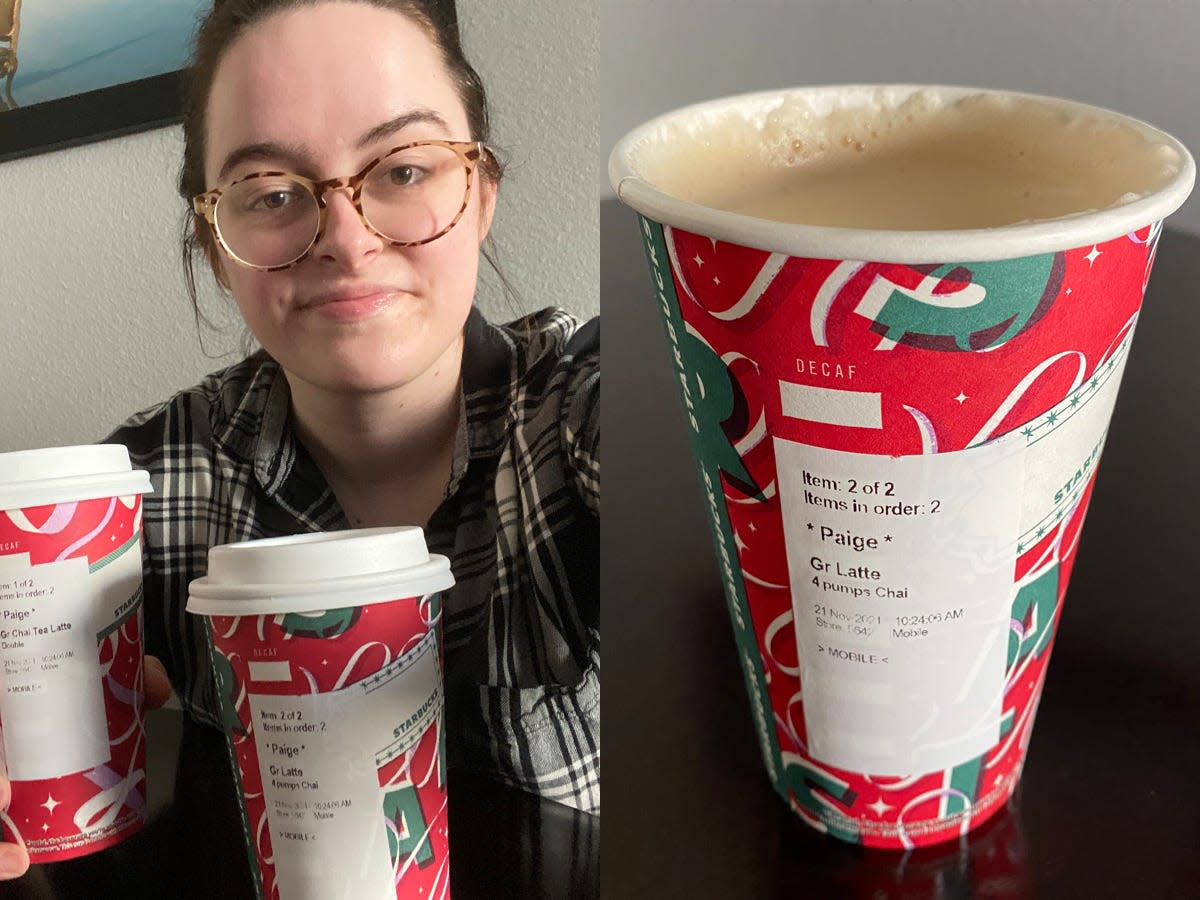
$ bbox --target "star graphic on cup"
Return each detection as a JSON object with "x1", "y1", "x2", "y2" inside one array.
[
  {"x1": 866, "y1": 797, "x2": 891, "y2": 816},
  {"x1": 41, "y1": 794, "x2": 61, "y2": 815}
]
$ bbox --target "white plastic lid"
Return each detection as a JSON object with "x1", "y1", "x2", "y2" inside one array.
[
  {"x1": 0, "y1": 444, "x2": 153, "y2": 510},
  {"x1": 186, "y1": 526, "x2": 455, "y2": 616}
]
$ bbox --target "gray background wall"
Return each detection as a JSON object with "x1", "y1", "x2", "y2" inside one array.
[
  {"x1": 602, "y1": 0, "x2": 1200, "y2": 235},
  {"x1": 0, "y1": 0, "x2": 598, "y2": 454}
]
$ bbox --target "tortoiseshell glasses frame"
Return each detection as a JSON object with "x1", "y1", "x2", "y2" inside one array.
[{"x1": 192, "y1": 139, "x2": 487, "y2": 272}]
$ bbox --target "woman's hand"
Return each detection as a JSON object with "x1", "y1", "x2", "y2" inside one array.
[
  {"x1": 0, "y1": 655, "x2": 173, "y2": 879},
  {"x1": 143, "y1": 654, "x2": 173, "y2": 710},
  {"x1": 0, "y1": 774, "x2": 26, "y2": 880}
]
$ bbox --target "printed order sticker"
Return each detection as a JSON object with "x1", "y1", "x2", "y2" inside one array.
[
  {"x1": 775, "y1": 347, "x2": 1126, "y2": 777},
  {"x1": 0, "y1": 555, "x2": 109, "y2": 781},
  {"x1": 247, "y1": 630, "x2": 442, "y2": 900},
  {"x1": 776, "y1": 436, "x2": 1023, "y2": 776}
]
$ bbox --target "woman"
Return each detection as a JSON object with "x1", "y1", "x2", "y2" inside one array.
[{"x1": 0, "y1": 0, "x2": 598, "y2": 881}]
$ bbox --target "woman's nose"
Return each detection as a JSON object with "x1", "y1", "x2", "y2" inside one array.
[{"x1": 314, "y1": 188, "x2": 384, "y2": 267}]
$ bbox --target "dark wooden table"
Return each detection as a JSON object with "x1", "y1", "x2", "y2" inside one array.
[
  {"x1": 602, "y1": 197, "x2": 1200, "y2": 899},
  {"x1": 3, "y1": 712, "x2": 598, "y2": 899}
]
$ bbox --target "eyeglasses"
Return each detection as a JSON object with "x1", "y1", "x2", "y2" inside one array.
[{"x1": 192, "y1": 139, "x2": 487, "y2": 271}]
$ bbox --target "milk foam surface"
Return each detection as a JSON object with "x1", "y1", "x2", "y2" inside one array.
[{"x1": 634, "y1": 89, "x2": 1182, "y2": 230}]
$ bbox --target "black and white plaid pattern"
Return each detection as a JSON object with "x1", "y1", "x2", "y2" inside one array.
[{"x1": 106, "y1": 307, "x2": 600, "y2": 813}]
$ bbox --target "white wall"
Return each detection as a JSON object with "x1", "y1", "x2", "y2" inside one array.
[
  {"x1": 0, "y1": 0, "x2": 598, "y2": 454},
  {"x1": 601, "y1": 0, "x2": 1200, "y2": 235}
]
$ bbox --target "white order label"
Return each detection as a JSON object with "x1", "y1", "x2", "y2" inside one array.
[
  {"x1": 775, "y1": 338, "x2": 1131, "y2": 777},
  {"x1": 248, "y1": 629, "x2": 442, "y2": 900},
  {"x1": 0, "y1": 555, "x2": 110, "y2": 780},
  {"x1": 776, "y1": 437, "x2": 1023, "y2": 776}
]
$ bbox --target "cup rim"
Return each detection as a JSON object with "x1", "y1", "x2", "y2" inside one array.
[{"x1": 608, "y1": 84, "x2": 1196, "y2": 263}]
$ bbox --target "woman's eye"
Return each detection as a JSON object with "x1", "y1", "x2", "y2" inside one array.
[
  {"x1": 387, "y1": 165, "x2": 422, "y2": 186},
  {"x1": 255, "y1": 190, "x2": 299, "y2": 210}
]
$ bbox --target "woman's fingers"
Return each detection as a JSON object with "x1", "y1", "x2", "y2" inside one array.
[
  {"x1": 0, "y1": 840, "x2": 29, "y2": 880},
  {"x1": 144, "y1": 654, "x2": 173, "y2": 710},
  {"x1": 0, "y1": 656, "x2": 172, "y2": 882}
]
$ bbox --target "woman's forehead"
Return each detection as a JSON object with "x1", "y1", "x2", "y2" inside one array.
[{"x1": 205, "y1": 3, "x2": 468, "y2": 177}]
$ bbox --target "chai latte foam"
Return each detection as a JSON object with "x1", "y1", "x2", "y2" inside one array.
[{"x1": 634, "y1": 89, "x2": 1182, "y2": 230}]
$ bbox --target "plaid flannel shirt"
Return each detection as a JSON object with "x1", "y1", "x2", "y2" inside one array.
[{"x1": 106, "y1": 307, "x2": 600, "y2": 812}]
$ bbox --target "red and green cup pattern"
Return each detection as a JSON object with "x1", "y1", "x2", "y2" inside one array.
[
  {"x1": 204, "y1": 593, "x2": 449, "y2": 899},
  {"x1": 637, "y1": 215, "x2": 1160, "y2": 848},
  {"x1": 0, "y1": 495, "x2": 147, "y2": 861}
]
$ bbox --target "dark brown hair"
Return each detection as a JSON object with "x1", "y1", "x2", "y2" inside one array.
[{"x1": 179, "y1": 0, "x2": 506, "y2": 329}]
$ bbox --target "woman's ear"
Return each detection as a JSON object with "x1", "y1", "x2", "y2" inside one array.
[{"x1": 477, "y1": 173, "x2": 498, "y2": 243}]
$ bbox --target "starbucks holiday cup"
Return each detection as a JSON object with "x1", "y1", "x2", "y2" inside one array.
[
  {"x1": 610, "y1": 85, "x2": 1194, "y2": 849},
  {"x1": 187, "y1": 527, "x2": 454, "y2": 900},
  {"x1": 0, "y1": 445, "x2": 153, "y2": 861}
]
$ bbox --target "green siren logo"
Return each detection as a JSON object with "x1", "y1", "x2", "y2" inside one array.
[
  {"x1": 680, "y1": 327, "x2": 765, "y2": 501},
  {"x1": 864, "y1": 254, "x2": 1065, "y2": 351},
  {"x1": 279, "y1": 607, "x2": 362, "y2": 639}
]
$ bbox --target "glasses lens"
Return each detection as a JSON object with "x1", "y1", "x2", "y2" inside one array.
[
  {"x1": 215, "y1": 176, "x2": 319, "y2": 268},
  {"x1": 361, "y1": 144, "x2": 470, "y2": 244}
]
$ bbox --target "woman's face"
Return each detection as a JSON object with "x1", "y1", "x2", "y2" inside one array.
[{"x1": 203, "y1": 2, "x2": 495, "y2": 396}]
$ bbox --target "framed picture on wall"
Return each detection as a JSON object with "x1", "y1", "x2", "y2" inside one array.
[{"x1": 0, "y1": 0, "x2": 211, "y2": 162}]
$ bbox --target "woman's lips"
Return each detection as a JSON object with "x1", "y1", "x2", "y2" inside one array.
[{"x1": 302, "y1": 287, "x2": 401, "y2": 321}]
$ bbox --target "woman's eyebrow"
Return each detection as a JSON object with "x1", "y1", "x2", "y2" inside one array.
[
  {"x1": 213, "y1": 109, "x2": 449, "y2": 183},
  {"x1": 357, "y1": 109, "x2": 450, "y2": 148},
  {"x1": 216, "y1": 141, "x2": 308, "y2": 183}
]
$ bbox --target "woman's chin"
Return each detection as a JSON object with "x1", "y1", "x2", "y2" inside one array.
[
  {"x1": 305, "y1": 367, "x2": 419, "y2": 397},
  {"x1": 275, "y1": 321, "x2": 465, "y2": 398}
]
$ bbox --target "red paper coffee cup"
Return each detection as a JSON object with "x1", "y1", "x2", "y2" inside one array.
[
  {"x1": 610, "y1": 85, "x2": 1194, "y2": 849},
  {"x1": 0, "y1": 445, "x2": 153, "y2": 861},
  {"x1": 187, "y1": 527, "x2": 454, "y2": 900}
]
